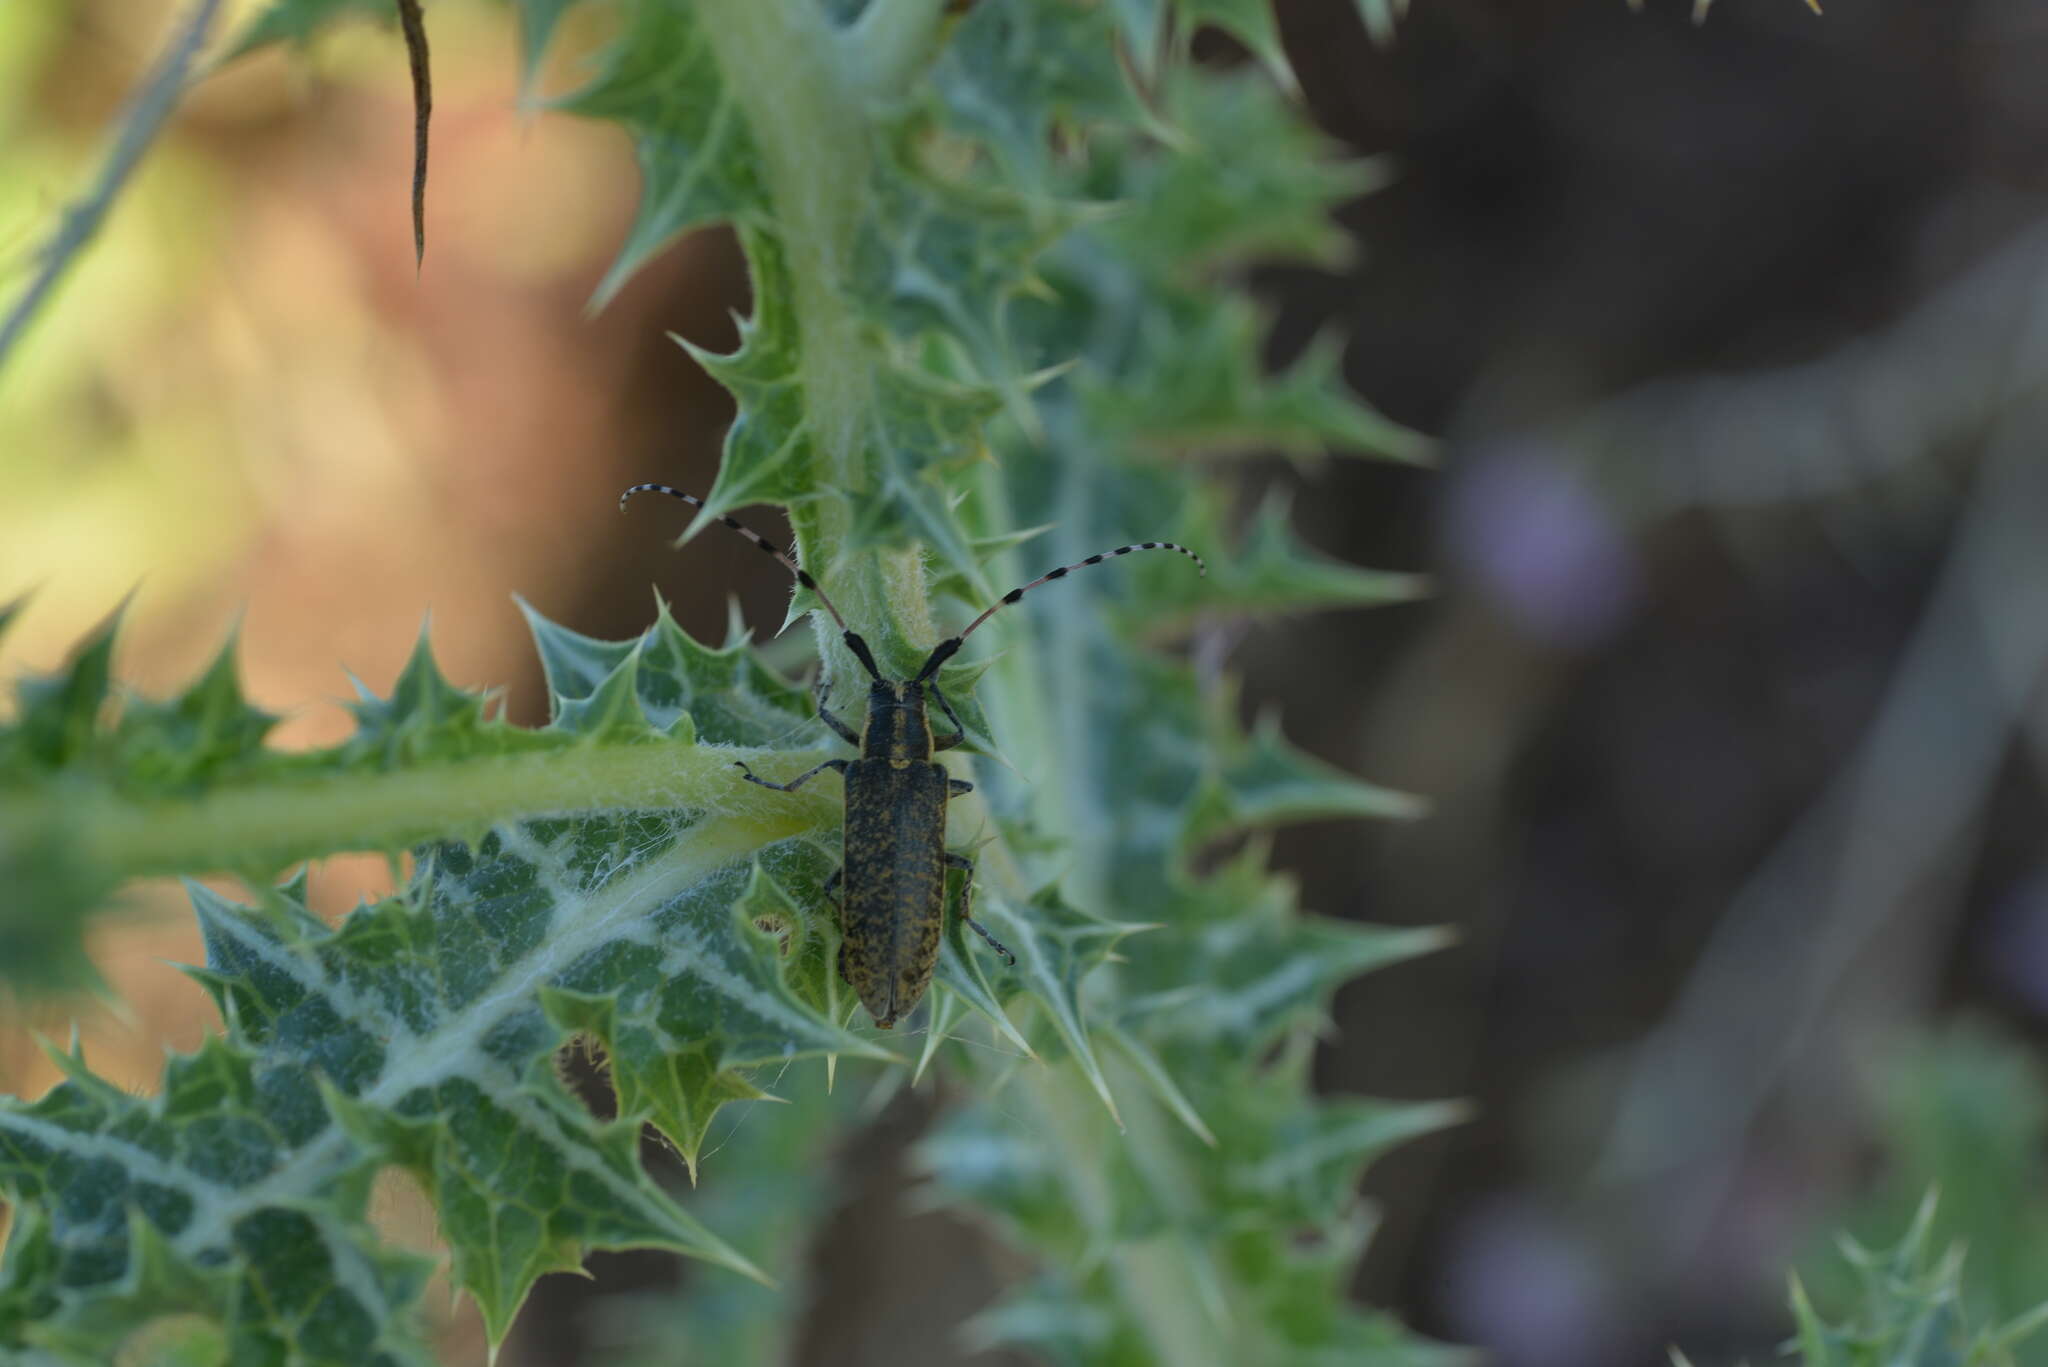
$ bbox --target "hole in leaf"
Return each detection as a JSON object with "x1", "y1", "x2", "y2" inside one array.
[{"x1": 753, "y1": 913, "x2": 794, "y2": 954}]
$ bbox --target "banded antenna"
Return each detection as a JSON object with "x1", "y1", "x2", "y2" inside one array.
[
  {"x1": 619, "y1": 484, "x2": 882, "y2": 679},
  {"x1": 915, "y1": 540, "x2": 1205, "y2": 682}
]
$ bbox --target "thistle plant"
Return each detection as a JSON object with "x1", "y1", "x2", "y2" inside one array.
[
  {"x1": 0, "y1": 2, "x2": 1458, "y2": 1361},
  {"x1": 1674, "y1": 1194, "x2": 2048, "y2": 1367}
]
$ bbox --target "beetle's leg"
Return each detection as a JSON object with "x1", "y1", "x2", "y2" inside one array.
[
  {"x1": 823, "y1": 867, "x2": 842, "y2": 908},
  {"x1": 815, "y1": 677, "x2": 860, "y2": 746},
  {"x1": 735, "y1": 757, "x2": 849, "y2": 792},
  {"x1": 945, "y1": 852, "x2": 1015, "y2": 966},
  {"x1": 928, "y1": 681, "x2": 967, "y2": 751},
  {"x1": 949, "y1": 777, "x2": 974, "y2": 796}
]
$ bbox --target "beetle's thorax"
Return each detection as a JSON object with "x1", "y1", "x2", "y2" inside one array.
[{"x1": 861, "y1": 679, "x2": 932, "y2": 768}]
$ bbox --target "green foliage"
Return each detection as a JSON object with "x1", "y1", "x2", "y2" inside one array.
[
  {"x1": 1678, "y1": 1193, "x2": 2048, "y2": 1367},
  {"x1": 2, "y1": 1, "x2": 1453, "y2": 1361},
  {"x1": 1794, "y1": 1022, "x2": 2048, "y2": 1363},
  {"x1": 223, "y1": 0, "x2": 393, "y2": 59}
]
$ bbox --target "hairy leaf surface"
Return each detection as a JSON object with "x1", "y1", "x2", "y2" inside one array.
[{"x1": 6, "y1": 1, "x2": 1461, "y2": 1360}]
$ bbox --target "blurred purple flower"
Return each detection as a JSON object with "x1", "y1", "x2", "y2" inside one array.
[
  {"x1": 1981, "y1": 869, "x2": 2048, "y2": 1016},
  {"x1": 1446, "y1": 445, "x2": 1638, "y2": 646},
  {"x1": 1439, "y1": 1195, "x2": 1633, "y2": 1367}
]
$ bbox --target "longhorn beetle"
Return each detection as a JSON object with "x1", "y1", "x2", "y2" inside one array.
[{"x1": 621, "y1": 483, "x2": 1205, "y2": 1028}]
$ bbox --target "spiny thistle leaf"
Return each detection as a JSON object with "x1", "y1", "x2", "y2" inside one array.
[
  {"x1": 579, "y1": 1067, "x2": 856, "y2": 1367},
  {"x1": 552, "y1": 0, "x2": 769, "y2": 301},
  {"x1": 1075, "y1": 299, "x2": 1427, "y2": 461},
  {"x1": 1119, "y1": 854, "x2": 1451, "y2": 1063},
  {"x1": 902, "y1": 3, "x2": 1464, "y2": 1352},
  {"x1": 928, "y1": 0, "x2": 1150, "y2": 192},
  {"x1": 0, "y1": 601, "x2": 834, "y2": 999},
  {"x1": 0, "y1": 1026, "x2": 438, "y2": 1365},
  {"x1": 965, "y1": 883, "x2": 1148, "y2": 1120},
  {"x1": 1174, "y1": 0, "x2": 1299, "y2": 91},
  {"x1": 10, "y1": 0, "x2": 1465, "y2": 1360},
  {"x1": 6, "y1": 605, "x2": 119, "y2": 774},
  {"x1": 111, "y1": 629, "x2": 278, "y2": 790},
  {"x1": 1692, "y1": 1193, "x2": 2048, "y2": 1367},
  {"x1": 669, "y1": 225, "x2": 1008, "y2": 583},
  {"x1": 547, "y1": 5, "x2": 1061, "y2": 591},
  {"x1": 7, "y1": 795, "x2": 896, "y2": 1352},
  {"x1": 509, "y1": 0, "x2": 581, "y2": 92},
  {"x1": 1100, "y1": 68, "x2": 1374, "y2": 270},
  {"x1": 226, "y1": 0, "x2": 391, "y2": 60}
]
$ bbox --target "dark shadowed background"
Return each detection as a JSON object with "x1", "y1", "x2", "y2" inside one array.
[{"x1": 4, "y1": 0, "x2": 2046, "y2": 1363}]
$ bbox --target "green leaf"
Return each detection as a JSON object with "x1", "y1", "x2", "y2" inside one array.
[
  {"x1": 1352, "y1": 0, "x2": 1404, "y2": 48},
  {"x1": 580, "y1": 1070, "x2": 857, "y2": 1367},
  {"x1": 675, "y1": 225, "x2": 1008, "y2": 592},
  {"x1": 0, "y1": 601, "x2": 840, "y2": 998},
  {"x1": 225, "y1": 0, "x2": 392, "y2": 60},
  {"x1": 968, "y1": 882, "x2": 1147, "y2": 1122},
  {"x1": 1073, "y1": 292, "x2": 1423, "y2": 462},
  {"x1": 5, "y1": 603, "x2": 118, "y2": 773},
  {"x1": 1193, "y1": 705, "x2": 1427, "y2": 843},
  {"x1": 1120, "y1": 869, "x2": 1450, "y2": 1060},
  {"x1": 341, "y1": 625, "x2": 514, "y2": 766},
  {"x1": 0, "y1": 1029, "x2": 437, "y2": 1365},
  {"x1": 1214, "y1": 1054, "x2": 1469, "y2": 1225},
  {"x1": 551, "y1": 3, "x2": 1056, "y2": 591},
  {"x1": 111, "y1": 628, "x2": 278, "y2": 791},
  {"x1": 1710, "y1": 1193, "x2": 2048, "y2": 1367},
  {"x1": 553, "y1": 0, "x2": 770, "y2": 303},
  {"x1": 1173, "y1": 0, "x2": 1298, "y2": 92},
  {"x1": 6, "y1": 0, "x2": 1458, "y2": 1359},
  {"x1": 1106, "y1": 68, "x2": 1372, "y2": 269},
  {"x1": 521, "y1": 595, "x2": 813, "y2": 746},
  {"x1": 4, "y1": 798, "x2": 877, "y2": 1353},
  {"x1": 539, "y1": 852, "x2": 891, "y2": 1177},
  {"x1": 929, "y1": 0, "x2": 1150, "y2": 192},
  {"x1": 510, "y1": 0, "x2": 582, "y2": 92}
]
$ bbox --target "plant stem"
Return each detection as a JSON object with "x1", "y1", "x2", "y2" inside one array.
[
  {"x1": 843, "y1": 0, "x2": 952, "y2": 101},
  {"x1": 0, "y1": 0, "x2": 222, "y2": 382},
  {"x1": 3, "y1": 742, "x2": 835, "y2": 888},
  {"x1": 694, "y1": 3, "x2": 865, "y2": 492},
  {"x1": 686, "y1": 13, "x2": 1230, "y2": 1361},
  {"x1": 1024, "y1": 1063, "x2": 1234, "y2": 1367}
]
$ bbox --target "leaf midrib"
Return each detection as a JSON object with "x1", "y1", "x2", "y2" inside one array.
[{"x1": 168, "y1": 808, "x2": 812, "y2": 1262}]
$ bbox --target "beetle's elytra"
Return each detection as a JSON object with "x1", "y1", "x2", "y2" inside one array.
[{"x1": 622, "y1": 483, "x2": 1204, "y2": 1028}]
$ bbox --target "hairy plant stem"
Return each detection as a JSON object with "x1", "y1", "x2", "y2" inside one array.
[
  {"x1": 685, "y1": 14, "x2": 1225, "y2": 1357},
  {"x1": 695, "y1": 0, "x2": 870, "y2": 679},
  {"x1": 2, "y1": 743, "x2": 835, "y2": 889},
  {"x1": 695, "y1": 5, "x2": 864, "y2": 489},
  {"x1": 1024, "y1": 1061, "x2": 1235, "y2": 1367},
  {"x1": 844, "y1": 0, "x2": 954, "y2": 101},
  {"x1": 695, "y1": 0, "x2": 957, "y2": 682},
  {"x1": 956, "y1": 457, "x2": 1238, "y2": 1367},
  {"x1": 0, "y1": 0, "x2": 222, "y2": 382}
]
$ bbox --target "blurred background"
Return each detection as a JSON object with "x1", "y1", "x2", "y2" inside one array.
[{"x1": 4, "y1": 0, "x2": 2048, "y2": 1363}]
